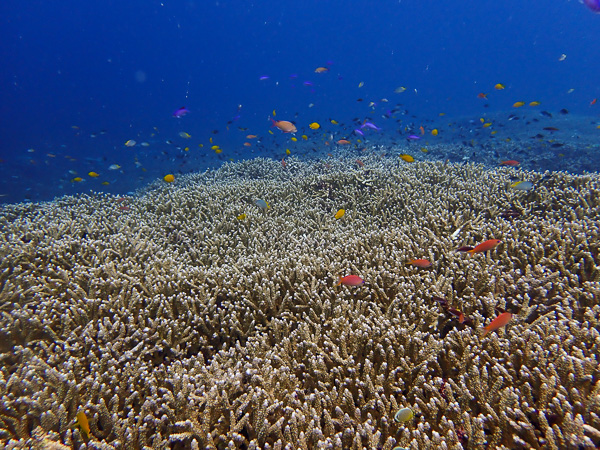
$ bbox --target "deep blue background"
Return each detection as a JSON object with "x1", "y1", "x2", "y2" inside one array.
[{"x1": 1, "y1": 0, "x2": 599, "y2": 203}]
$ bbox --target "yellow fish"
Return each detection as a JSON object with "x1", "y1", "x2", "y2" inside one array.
[
  {"x1": 215, "y1": 148, "x2": 222, "y2": 154},
  {"x1": 482, "y1": 122, "x2": 492, "y2": 128},
  {"x1": 399, "y1": 154, "x2": 414, "y2": 162},
  {"x1": 358, "y1": 81, "x2": 364, "y2": 88},
  {"x1": 513, "y1": 101, "x2": 525, "y2": 108},
  {"x1": 309, "y1": 122, "x2": 320, "y2": 130},
  {"x1": 163, "y1": 174, "x2": 175, "y2": 183},
  {"x1": 237, "y1": 213, "x2": 246, "y2": 220},
  {"x1": 88, "y1": 171, "x2": 100, "y2": 177},
  {"x1": 211, "y1": 145, "x2": 220, "y2": 150},
  {"x1": 76, "y1": 411, "x2": 90, "y2": 439},
  {"x1": 529, "y1": 101, "x2": 541, "y2": 106},
  {"x1": 330, "y1": 119, "x2": 338, "y2": 125},
  {"x1": 71, "y1": 177, "x2": 83, "y2": 182},
  {"x1": 286, "y1": 149, "x2": 291, "y2": 155},
  {"x1": 179, "y1": 132, "x2": 191, "y2": 138},
  {"x1": 431, "y1": 129, "x2": 438, "y2": 136},
  {"x1": 494, "y1": 83, "x2": 505, "y2": 90},
  {"x1": 291, "y1": 137, "x2": 297, "y2": 142},
  {"x1": 334, "y1": 209, "x2": 345, "y2": 220},
  {"x1": 301, "y1": 135, "x2": 308, "y2": 140}
]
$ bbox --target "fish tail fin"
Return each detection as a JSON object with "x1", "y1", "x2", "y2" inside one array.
[
  {"x1": 481, "y1": 327, "x2": 489, "y2": 337},
  {"x1": 336, "y1": 276, "x2": 342, "y2": 286}
]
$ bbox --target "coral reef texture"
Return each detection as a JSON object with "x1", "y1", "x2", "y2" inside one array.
[{"x1": 0, "y1": 156, "x2": 599, "y2": 449}]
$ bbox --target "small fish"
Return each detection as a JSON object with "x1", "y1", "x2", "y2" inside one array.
[
  {"x1": 543, "y1": 127, "x2": 559, "y2": 131},
  {"x1": 447, "y1": 307, "x2": 466, "y2": 324},
  {"x1": 482, "y1": 122, "x2": 492, "y2": 128},
  {"x1": 399, "y1": 154, "x2": 414, "y2": 162},
  {"x1": 254, "y1": 199, "x2": 270, "y2": 209},
  {"x1": 540, "y1": 110, "x2": 553, "y2": 117},
  {"x1": 337, "y1": 275, "x2": 364, "y2": 286},
  {"x1": 405, "y1": 259, "x2": 432, "y2": 268},
  {"x1": 309, "y1": 122, "x2": 320, "y2": 130},
  {"x1": 173, "y1": 107, "x2": 190, "y2": 118},
  {"x1": 243, "y1": 142, "x2": 252, "y2": 147},
  {"x1": 290, "y1": 137, "x2": 297, "y2": 142},
  {"x1": 358, "y1": 81, "x2": 364, "y2": 88},
  {"x1": 259, "y1": 75, "x2": 270, "y2": 81},
  {"x1": 494, "y1": 83, "x2": 505, "y2": 90},
  {"x1": 88, "y1": 171, "x2": 100, "y2": 178},
  {"x1": 431, "y1": 129, "x2": 438, "y2": 136},
  {"x1": 529, "y1": 101, "x2": 541, "y2": 106},
  {"x1": 163, "y1": 174, "x2": 175, "y2": 183},
  {"x1": 211, "y1": 145, "x2": 220, "y2": 150},
  {"x1": 246, "y1": 134, "x2": 257, "y2": 139},
  {"x1": 76, "y1": 411, "x2": 90, "y2": 439},
  {"x1": 270, "y1": 118, "x2": 297, "y2": 133},
  {"x1": 334, "y1": 209, "x2": 345, "y2": 220},
  {"x1": 394, "y1": 408, "x2": 414, "y2": 423},
  {"x1": 510, "y1": 180, "x2": 534, "y2": 191},
  {"x1": 330, "y1": 119, "x2": 339, "y2": 125},
  {"x1": 467, "y1": 239, "x2": 502, "y2": 255},
  {"x1": 315, "y1": 67, "x2": 329, "y2": 73},
  {"x1": 179, "y1": 131, "x2": 192, "y2": 138},
  {"x1": 513, "y1": 101, "x2": 525, "y2": 108},
  {"x1": 286, "y1": 149, "x2": 291, "y2": 155},
  {"x1": 500, "y1": 160, "x2": 520, "y2": 166},
  {"x1": 559, "y1": 108, "x2": 569, "y2": 114},
  {"x1": 407, "y1": 135, "x2": 421, "y2": 140},
  {"x1": 394, "y1": 86, "x2": 407, "y2": 93},
  {"x1": 71, "y1": 177, "x2": 83, "y2": 183},
  {"x1": 355, "y1": 159, "x2": 364, "y2": 167},
  {"x1": 456, "y1": 246, "x2": 474, "y2": 252},
  {"x1": 124, "y1": 140, "x2": 136, "y2": 147},
  {"x1": 591, "y1": 98, "x2": 597, "y2": 106},
  {"x1": 558, "y1": 53, "x2": 567, "y2": 61},
  {"x1": 482, "y1": 312, "x2": 513, "y2": 337},
  {"x1": 477, "y1": 93, "x2": 488, "y2": 99},
  {"x1": 432, "y1": 296, "x2": 448, "y2": 307},
  {"x1": 237, "y1": 213, "x2": 246, "y2": 220},
  {"x1": 337, "y1": 139, "x2": 351, "y2": 145}
]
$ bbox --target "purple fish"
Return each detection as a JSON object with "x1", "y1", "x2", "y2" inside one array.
[
  {"x1": 354, "y1": 129, "x2": 365, "y2": 136},
  {"x1": 361, "y1": 121, "x2": 381, "y2": 131},
  {"x1": 259, "y1": 76, "x2": 270, "y2": 81},
  {"x1": 172, "y1": 107, "x2": 190, "y2": 118},
  {"x1": 407, "y1": 135, "x2": 421, "y2": 140},
  {"x1": 303, "y1": 81, "x2": 314, "y2": 86},
  {"x1": 584, "y1": 0, "x2": 600, "y2": 12}
]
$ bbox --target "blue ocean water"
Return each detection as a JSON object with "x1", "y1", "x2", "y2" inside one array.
[{"x1": 1, "y1": 0, "x2": 599, "y2": 204}]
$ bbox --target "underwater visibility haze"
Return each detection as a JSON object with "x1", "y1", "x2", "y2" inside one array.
[{"x1": 1, "y1": 0, "x2": 600, "y2": 203}]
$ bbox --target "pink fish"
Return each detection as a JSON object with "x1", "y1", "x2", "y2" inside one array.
[
  {"x1": 337, "y1": 275, "x2": 364, "y2": 286},
  {"x1": 172, "y1": 107, "x2": 190, "y2": 118},
  {"x1": 482, "y1": 312, "x2": 513, "y2": 337}
]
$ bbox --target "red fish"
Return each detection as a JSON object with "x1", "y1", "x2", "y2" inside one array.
[
  {"x1": 500, "y1": 160, "x2": 520, "y2": 166},
  {"x1": 355, "y1": 159, "x2": 364, "y2": 167},
  {"x1": 270, "y1": 118, "x2": 297, "y2": 133},
  {"x1": 337, "y1": 139, "x2": 351, "y2": 145},
  {"x1": 406, "y1": 259, "x2": 432, "y2": 268},
  {"x1": 337, "y1": 275, "x2": 364, "y2": 286},
  {"x1": 467, "y1": 239, "x2": 501, "y2": 255},
  {"x1": 482, "y1": 312, "x2": 513, "y2": 336},
  {"x1": 477, "y1": 93, "x2": 488, "y2": 99}
]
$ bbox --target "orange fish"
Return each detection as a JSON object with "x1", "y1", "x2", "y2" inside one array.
[
  {"x1": 337, "y1": 139, "x2": 351, "y2": 145},
  {"x1": 467, "y1": 239, "x2": 502, "y2": 255},
  {"x1": 243, "y1": 142, "x2": 252, "y2": 147},
  {"x1": 355, "y1": 159, "x2": 364, "y2": 167},
  {"x1": 315, "y1": 67, "x2": 329, "y2": 73},
  {"x1": 281, "y1": 158, "x2": 286, "y2": 168},
  {"x1": 477, "y1": 93, "x2": 488, "y2": 99},
  {"x1": 591, "y1": 98, "x2": 597, "y2": 106},
  {"x1": 270, "y1": 118, "x2": 297, "y2": 133},
  {"x1": 406, "y1": 259, "x2": 432, "y2": 268},
  {"x1": 500, "y1": 160, "x2": 520, "y2": 166},
  {"x1": 246, "y1": 134, "x2": 258, "y2": 139},
  {"x1": 419, "y1": 126, "x2": 425, "y2": 135},
  {"x1": 337, "y1": 275, "x2": 364, "y2": 286},
  {"x1": 482, "y1": 312, "x2": 513, "y2": 337}
]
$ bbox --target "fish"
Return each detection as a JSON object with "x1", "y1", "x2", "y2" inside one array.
[
  {"x1": 259, "y1": 75, "x2": 270, "y2": 81},
  {"x1": 309, "y1": 122, "x2": 320, "y2": 130},
  {"x1": 270, "y1": 118, "x2": 297, "y2": 133},
  {"x1": 76, "y1": 411, "x2": 90, "y2": 439},
  {"x1": 510, "y1": 180, "x2": 534, "y2": 191},
  {"x1": 447, "y1": 307, "x2": 466, "y2": 324},
  {"x1": 405, "y1": 259, "x2": 432, "y2": 268},
  {"x1": 482, "y1": 122, "x2": 492, "y2": 128},
  {"x1": 500, "y1": 160, "x2": 520, "y2": 166},
  {"x1": 558, "y1": 53, "x2": 567, "y2": 61},
  {"x1": 482, "y1": 312, "x2": 513, "y2": 337},
  {"x1": 236, "y1": 213, "x2": 246, "y2": 220},
  {"x1": 407, "y1": 135, "x2": 421, "y2": 140},
  {"x1": 431, "y1": 129, "x2": 439, "y2": 136},
  {"x1": 591, "y1": 98, "x2": 597, "y2": 106},
  {"x1": 71, "y1": 177, "x2": 83, "y2": 182},
  {"x1": 394, "y1": 86, "x2": 407, "y2": 93},
  {"x1": 494, "y1": 83, "x2": 505, "y2": 90},
  {"x1": 172, "y1": 107, "x2": 190, "y2": 118},
  {"x1": 512, "y1": 101, "x2": 525, "y2": 108},
  {"x1": 330, "y1": 119, "x2": 339, "y2": 125},
  {"x1": 477, "y1": 93, "x2": 488, "y2": 99},
  {"x1": 124, "y1": 140, "x2": 136, "y2": 147},
  {"x1": 286, "y1": 149, "x2": 291, "y2": 155},
  {"x1": 584, "y1": 0, "x2": 600, "y2": 12},
  {"x1": 456, "y1": 246, "x2": 474, "y2": 252},
  {"x1": 334, "y1": 209, "x2": 345, "y2": 219},
  {"x1": 467, "y1": 239, "x2": 501, "y2": 255},
  {"x1": 337, "y1": 139, "x2": 351, "y2": 145},
  {"x1": 254, "y1": 199, "x2": 270, "y2": 209},
  {"x1": 399, "y1": 154, "x2": 414, "y2": 162},
  {"x1": 529, "y1": 101, "x2": 541, "y2": 106},
  {"x1": 246, "y1": 134, "x2": 257, "y2": 139},
  {"x1": 88, "y1": 171, "x2": 100, "y2": 178},
  {"x1": 243, "y1": 142, "x2": 252, "y2": 147},
  {"x1": 355, "y1": 159, "x2": 364, "y2": 167},
  {"x1": 163, "y1": 174, "x2": 175, "y2": 183},
  {"x1": 178, "y1": 132, "x2": 192, "y2": 138},
  {"x1": 394, "y1": 408, "x2": 414, "y2": 423},
  {"x1": 337, "y1": 275, "x2": 364, "y2": 286},
  {"x1": 314, "y1": 67, "x2": 329, "y2": 73}
]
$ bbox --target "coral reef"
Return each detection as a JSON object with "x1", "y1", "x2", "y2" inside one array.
[{"x1": 0, "y1": 156, "x2": 599, "y2": 449}]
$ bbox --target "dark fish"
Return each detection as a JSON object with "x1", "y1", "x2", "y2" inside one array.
[
  {"x1": 540, "y1": 111, "x2": 553, "y2": 117},
  {"x1": 543, "y1": 127, "x2": 559, "y2": 131},
  {"x1": 432, "y1": 296, "x2": 448, "y2": 306},
  {"x1": 550, "y1": 143, "x2": 565, "y2": 148},
  {"x1": 559, "y1": 108, "x2": 569, "y2": 115},
  {"x1": 456, "y1": 246, "x2": 474, "y2": 252},
  {"x1": 173, "y1": 107, "x2": 190, "y2": 118}
]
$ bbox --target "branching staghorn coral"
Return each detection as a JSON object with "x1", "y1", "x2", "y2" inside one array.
[{"x1": 0, "y1": 156, "x2": 599, "y2": 449}]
